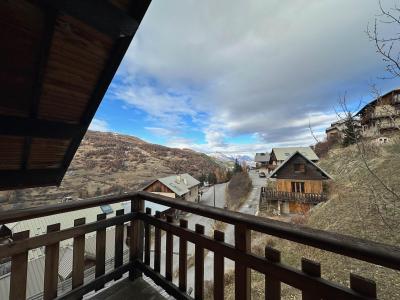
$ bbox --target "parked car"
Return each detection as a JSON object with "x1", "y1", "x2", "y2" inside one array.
[{"x1": 259, "y1": 172, "x2": 266, "y2": 178}]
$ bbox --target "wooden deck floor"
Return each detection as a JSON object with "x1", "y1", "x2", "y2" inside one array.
[{"x1": 88, "y1": 278, "x2": 168, "y2": 300}]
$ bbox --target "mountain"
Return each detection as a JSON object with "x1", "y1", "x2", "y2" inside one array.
[
  {"x1": 208, "y1": 152, "x2": 235, "y2": 162},
  {"x1": 0, "y1": 131, "x2": 226, "y2": 210},
  {"x1": 208, "y1": 152, "x2": 253, "y2": 165}
]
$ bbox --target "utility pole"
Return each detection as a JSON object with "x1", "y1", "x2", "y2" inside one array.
[{"x1": 213, "y1": 184, "x2": 216, "y2": 207}]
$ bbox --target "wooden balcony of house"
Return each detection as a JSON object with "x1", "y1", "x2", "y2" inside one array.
[
  {"x1": 260, "y1": 187, "x2": 328, "y2": 204},
  {"x1": 0, "y1": 191, "x2": 399, "y2": 300}
]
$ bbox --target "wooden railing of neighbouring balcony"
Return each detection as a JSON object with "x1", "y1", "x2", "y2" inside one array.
[{"x1": 0, "y1": 191, "x2": 399, "y2": 299}]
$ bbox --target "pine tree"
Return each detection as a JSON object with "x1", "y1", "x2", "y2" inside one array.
[
  {"x1": 342, "y1": 115, "x2": 360, "y2": 147},
  {"x1": 233, "y1": 158, "x2": 243, "y2": 173}
]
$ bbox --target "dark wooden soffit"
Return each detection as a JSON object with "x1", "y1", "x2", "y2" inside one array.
[{"x1": 0, "y1": 0, "x2": 152, "y2": 190}]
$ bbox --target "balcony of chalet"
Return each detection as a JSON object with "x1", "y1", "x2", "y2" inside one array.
[{"x1": 1, "y1": 1, "x2": 400, "y2": 299}]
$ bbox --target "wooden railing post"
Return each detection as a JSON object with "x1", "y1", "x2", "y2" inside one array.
[
  {"x1": 129, "y1": 195, "x2": 144, "y2": 280},
  {"x1": 154, "y1": 211, "x2": 162, "y2": 273},
  {"x1": 214, "y1": 230, "x2": 225, "y2": 300},
  {"x1": 144, "y1": 207, "x2": 152, "y2": 266},
  {"x1": 195, "y1": 224, "x2": 205, "y2": 300},
  {"x1": 235, "y1": 223, "x2": 251, "y2": 300},
  {"x1": 72, "y1": 218, "x2": 86, "y2": 291},
  {"x1": 10, "y1": 230, "x2": 29, "y2": 300},
  {"x1": 44, "y1": 224, "x2": 61, "y2": 300},
  {"x1": 350, "y1": 273, "x2": 377, "y2": 299},
  {"x1": 95, "y1": 213, "x2": 106, "y2": 291},
  {"x1": 301, "y1": 258, "x2": 321, "y2": 300},
  {"x1": 265, "y1": 246, "x2": 281, "y2": 300},
  {"x1": 179, "y1": 219, "x2": 188, "y2": 292},
  {"x1": 114, "y1": 209, "x2": 125, "y2": 279}
]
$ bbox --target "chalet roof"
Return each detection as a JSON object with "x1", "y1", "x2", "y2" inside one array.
[
  {"x1": 0, "y1": 1, "x2": 151, "y2": 190},
  {"x1": 0, "y1": 227, "x2": 127, "y2": 300},
  {"x1": 356, "y1": 88, "x2": 400, "y2": 116},
  {"x1": 269, "y1": 151, "x2": 332, "y2": 179},
  {"x1": 143, "y1": 173, "x2": 200, "y2": 197},
  {"x1": 271, "y1": 147, "x2": 319, "y2": 162},
  {"x1": 7, "y1": 202, "x2": 125, "y2": 260},
  {"x1": 255, "y1": 152, "x2": 270, "y2": 163}
]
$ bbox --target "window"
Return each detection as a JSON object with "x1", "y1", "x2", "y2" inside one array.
[
  {"x1": 291, "y1": 181, "x2": 305, "y2": 193},
  {"x1": 294, "y1": 163, "x2": 306, "y2": 173},
  {"x1": 100, "y1": 204, "x2": 113, "y2": 215}
]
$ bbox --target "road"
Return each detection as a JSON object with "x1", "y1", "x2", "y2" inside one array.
[
  {"x1": 147, "y1": 171, "x2": 266, "y2": 295},
  {"x1": 185, "y1": 170, "x2": 265, "y2": 292}
]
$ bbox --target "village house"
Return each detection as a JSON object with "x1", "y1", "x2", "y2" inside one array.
[
  {"x1": 356, "y1": 88, "x2": 400, "y2": 138},
  {"x1": 261, "y1": 151, "x2": 331, "y2": 214},
  {"x1": 269, "y1": 146, "x2": 319, "y2": 167},
  {"x1": 143, "y1": 174, "x2": 200, "y2": 202},
  {"x1": 254, "y1": 152, "x2": 270, "y2": 169}
]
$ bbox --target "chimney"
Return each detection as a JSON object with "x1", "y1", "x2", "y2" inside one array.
[
  {"x1": 176, "y1": 175, "x2": 181, "y2": 183},
  {"x1": 183, "y1": 178, "x2": 187, "y2": 185}
]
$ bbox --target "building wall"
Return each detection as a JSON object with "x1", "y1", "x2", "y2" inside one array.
[
  {"x1": 276, "y1": 179, "x2": 323, "y2": 194},
  {"x1": 144, "y1": 181, "x2": 174, "y2": 194},
  {"x1": 184, "y1": 185, "x2": 199, "y2": 202},
  {"x1": 289, "y1": 202, "x2": 312, "y2": 214}
]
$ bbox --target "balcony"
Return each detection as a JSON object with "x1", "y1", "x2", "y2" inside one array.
[
  {"x1": 260, "y1": 188, "x2": 328, "y2": 205},
  {"x1": 0, "y1": 192, "x2": 399, "y2": 300}
]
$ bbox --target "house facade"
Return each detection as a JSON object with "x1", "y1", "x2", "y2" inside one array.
[
  {"x1": 263, "y1": 152, "x2": 331, "y2": 214},
  {"x1": 143, "y1": 174, "x2": 200, "y2": 202},
  {"x1": 254, "y1": 152, "x2": 270, "y2": 169},
  {"x1": 356, "y1": 88, "x2": 400, "y2": 138}
]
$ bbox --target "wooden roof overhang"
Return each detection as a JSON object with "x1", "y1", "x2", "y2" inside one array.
[{"x1": 0, "y1": 0, "x2": 151, "y2": 190}]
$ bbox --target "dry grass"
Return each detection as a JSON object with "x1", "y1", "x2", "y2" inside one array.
[{"x1": 225, "y1": 171, "x2": 252, "y2": 210}]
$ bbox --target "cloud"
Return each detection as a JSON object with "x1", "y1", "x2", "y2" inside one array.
[
  {"x1": 110, "y1": 0, "x2": 395, "y2": 155},
  {"x1": 89, "y1": 119, "x2": 111, "y2": 132}
]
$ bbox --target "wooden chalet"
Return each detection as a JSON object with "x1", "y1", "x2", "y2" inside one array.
[
  {"x1": 356, "y1": 88, "x2": 400, "y2": 138},
  {"x1": 0, "y1": 2, "x2": 399, "y2": 300},
  {"x1": 261, "y1": 151, "x2": 331, "y2": 214},
  {"x1": 143, "y1": 174, "x2": 200, "y2": 202}
]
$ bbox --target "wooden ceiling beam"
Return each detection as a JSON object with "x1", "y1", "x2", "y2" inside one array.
[
  {"x1": 22, "y1": 7, "x2": 58, "y2": 170},
  {"x1": 37, "y1": 0, "x2": 140, "y2": 38},
  {"x1": 0, "y1": 116, "x2": 85, "y2": 139}
]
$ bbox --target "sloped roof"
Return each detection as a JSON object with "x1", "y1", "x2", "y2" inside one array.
[
  {"x1": 271, "y1": 147, "x2": 319, "y2": 161},
  {"x1": 255, "y1": 152, "x2": 270, "y2": 162},
  {"x1": 7, "y1": 202, "x2": 125, "y2": 260},
  {"x1": 270, "y1": 151, "x2": 332, "y2": 179},
  {"x1": 143, "y1": 173, "x2": 200, "y2": 197},
  {"x1": 0, "y1": 226, "x2": 128, "y2": 300},
  {"x1": 0, "y1": 0, "x2": 151, "y2": 190},
  {"x1": 159, "y1": 173, "x2": 200, "y2": 197},
  {"x1": 356, "y1": 88, "x2": 400, "y2": 116}
]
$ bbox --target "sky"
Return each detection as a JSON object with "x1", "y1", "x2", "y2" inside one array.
[{"x1": 90, "y1": 0, "x2": 399, "y2": 157}]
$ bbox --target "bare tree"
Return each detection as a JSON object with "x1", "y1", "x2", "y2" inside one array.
[{"x1": 367, "y1": 0, "x2": 400, "y2": 78}]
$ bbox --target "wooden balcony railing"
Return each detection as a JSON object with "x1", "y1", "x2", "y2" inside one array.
[
  {"x1": 260, "y1": 187, "x2": 328, "y2": 204},
  {"x1": 0, "y1": 191, "x2": 399, "y2": 300}
]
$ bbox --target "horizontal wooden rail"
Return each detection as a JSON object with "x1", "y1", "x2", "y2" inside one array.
[
  {"x1": 139, "y1": 213, "x2": 374, "y2": 300},
  {"x1": 137, "y1": 191, "x2": 400, "y2": 271},
  {"x1": 0, "y1": 212, "x2": 135, "y2": 258},
  {"x1": 57, "y1": 262, "x2": 134, "y2": 300},
  {"x1": 134, "y1": 261, "x2": 193, "y2": 300},
  {"x1": 0, "y1": 193, "x2": 136, "y2": 224}
]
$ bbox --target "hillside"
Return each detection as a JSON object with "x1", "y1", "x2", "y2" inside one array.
[
  {"x1": 0, "y1": 131, "x2": 225, "y2": 210},
  {"x1": 224, "y1": 136, "x2": 400, "y2": 299}
]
